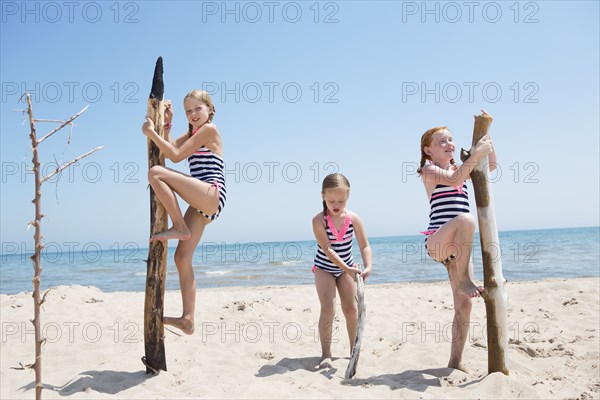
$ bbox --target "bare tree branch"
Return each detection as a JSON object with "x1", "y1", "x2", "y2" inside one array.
[
  {"x1": 41, "y1": 146, "x2": 103, "y2": 184},
  {"x1": 37, "y1": 105, "x2": 89, "y2": 145},
  {"x1": 33, "y1": 119, "x2": 67, "y2": 123},
  {"x1": 21, "y1": 92, "x2": 102, "y2": 400}
]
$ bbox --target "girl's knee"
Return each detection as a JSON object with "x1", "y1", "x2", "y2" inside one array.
[
  {"x1": 457, "y1": 213, "x2": 476, "y2": 230},
  {"x1": 174, "y1": 249, "x2": 193, "y2": 268},
  {"x1": 148, "y1": 165, "x2": 165, "y2": 181},
  {"x1": 320, "y1": 304, "x2": 336, "y2": 319},
  {"x1": 341, "y1": 302, "x2": 358, "y2": 318}
]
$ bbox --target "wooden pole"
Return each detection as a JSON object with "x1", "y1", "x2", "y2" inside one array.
[
  {"x1": 345, "y1": 274, "x2": 365, "y2": 379},
  {"x1": 142, "y1": 56, "x2": 168, "y2": 374},
  {"x1": 26, "y1": 93, "x2": 44, "y2": 400},
  {"x1": 461, "y1": 112, "x2": 509, "y2": 375}
]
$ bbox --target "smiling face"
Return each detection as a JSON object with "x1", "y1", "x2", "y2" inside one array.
[
  {"x1": 424, "y1": 129, "x2": 455, "y2": 166},
  {"x1": 322, "y1": 187, "x2": 349, "y2": 216},
  {"x1": 184, "y1": 97, "x2": 211, "y2": 130}
]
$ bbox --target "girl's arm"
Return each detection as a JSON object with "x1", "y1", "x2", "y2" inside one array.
[
  {"x1": 421, "y1": 134, "x2": 494, "y2": 188},
  {"x1": 488, "y1": 138, "x2": 497, "y2": 172},
  {"x1": 142, "y1": 118, "x2": 218, "y2": 163},
  {"x1": 312, "y1": 214, "x2": 362, "y2": 275},
  {"x1": 161, "y1": 100, "x2": 190, "y2": 149},
  {"x1": 350, "y1": 212, "x2": 372, "y2": 281},
  {"x1": 482, "y1": 109, "x2": 497, "y2": 172},
  {"x1": 169, "y1": 127, "x2": 191, "y2": 149}
]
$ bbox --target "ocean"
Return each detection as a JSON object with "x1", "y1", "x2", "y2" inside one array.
[{"x1": 1, "y1": 227, "x2": 598, "y2": 295}]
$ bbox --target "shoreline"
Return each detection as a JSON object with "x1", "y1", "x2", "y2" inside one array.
[
  {"x1": 1, "y1": 277, "x2": 599, "y2": 399},
  {"x1": 3, "y1": 275, "x2": 599, "y2": 296}
]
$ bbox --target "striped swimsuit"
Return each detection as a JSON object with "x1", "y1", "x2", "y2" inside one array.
[
  {"x1": 422, "y1": 184, "x2": 469, "y2": 266},
  {"x1": 422, "y1": 183, "x2": 470, "y2": 235},
  {"x1": 188, "y1": 146, "x2": 226, "y2": 220},
  {"x1": 313, "y1": 212, "x2": 354, "y2": 279}
]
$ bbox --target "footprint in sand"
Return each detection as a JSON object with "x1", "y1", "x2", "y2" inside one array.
[
  {"x1": 516, "y1": 344, "x2": 541, "y2": 357},
  {"x1": 548, "y1": 343, "x2": 575, "y2": 357},
  {"x1": 388, "y1": 342, "x2": 402, "y2": 351},
  {"x1": 562, "y1": 298, "x2": 578, "y2": 306},
  {"x1": 257, "y1": 352, "x2": 275, "y2": 360}
]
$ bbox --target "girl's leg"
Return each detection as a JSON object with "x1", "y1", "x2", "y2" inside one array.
[
  {"x1": 336, "y1": 271, "x2": 359, "y2": 351},
  {"x1": 426, "y1": 214, "x2": 480, "y2": 371},
  {"x1": 314, "y1": 268, "x2": 337, "y2": 367},
  {"x1": 446, "y1": 261, "x2": 474, "y2": 372},
  {"x1": 148, "y1": 166, "x2": 220, "y2": 241},
  {"x1": 426, "y1": 213, "x2": 482, "y2": 298},
  {"x1": 163, "y1": 206, "x2": 210, "y2": 334}
]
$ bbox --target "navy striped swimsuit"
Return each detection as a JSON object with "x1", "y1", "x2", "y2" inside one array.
[
  {"x1": 188, "y1": 146, "x2": 226, "y2": 220},
  {"x1": 422, "y1": 183, "x2": 469, "y2": 235},
  {"x1": 313, "y1": 212, "x2": 354, "y2": 279}
]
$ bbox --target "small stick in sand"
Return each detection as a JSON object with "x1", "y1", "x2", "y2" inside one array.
[{"x1": 345, "y1": 273, "x2": 366, "y2": 379}]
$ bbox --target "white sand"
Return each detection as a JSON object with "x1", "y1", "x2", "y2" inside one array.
[{"x1": 1, "y1": 278, "x2": 599, "y2": 399}]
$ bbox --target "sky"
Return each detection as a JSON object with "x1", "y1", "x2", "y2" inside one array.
[{"x1": 1, "y1": 0, "x2": 599, "y2": 253}]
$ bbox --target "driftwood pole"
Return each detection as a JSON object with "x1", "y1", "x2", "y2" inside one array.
[
  {"x1": 142, "y1": 56, "x2": 168, "y2": 374},
  {"x1": 345, "y1": 274, "x2": 365, "y2": 379},
  {"x1": 461, "y1": 112, "x2": 509, "y2": 375},
  {"x1": 21, "y1": 93, "x2": 101, "y2": 399}
]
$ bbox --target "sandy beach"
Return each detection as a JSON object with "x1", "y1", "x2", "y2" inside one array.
[{"x1": 1, "y1": 277, "x2": 598, "y2": 399}]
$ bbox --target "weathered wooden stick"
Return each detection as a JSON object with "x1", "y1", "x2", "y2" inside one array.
[
  {"x1": 37, "y1": 105, "x2": 89, "y2": 144},
  {"x1": 40, "y1": 146, "x2": 104, "y2": 184},
  {"x1": 461, "y1": 113, "x2": 509, "y2": 375},
  {"x1": 345, "y1": 273, "x2": 365, "y2": 379},
  {"x1": 34, "y1": 119, "x2": 68, "y2": 123},
  {"x1": 25, "y1": 93, "x2": 43, "y2": 400},
  {"x1": 142, "y1": 56, "x2": 168, "y2": 374}
]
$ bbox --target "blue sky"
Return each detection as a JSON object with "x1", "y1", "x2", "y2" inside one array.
[{"x1": 1, "y1": 1, "x2": 598, "y2": 251}]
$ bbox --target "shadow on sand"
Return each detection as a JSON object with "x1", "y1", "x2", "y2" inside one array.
[
  {"x1": 342, "y1": 367, "x2": 458, "y2": 391},
  {"x1": 256, "y1": 356, "x2": 343, "y2": 380},
  {"x1": 19, "y1": 369, "x2": 152, "y2": 396}
]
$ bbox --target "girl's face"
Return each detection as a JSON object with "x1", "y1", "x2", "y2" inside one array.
[
  {"x1": 322, "y1": 187, "x2": 349, "y2": 216},
  {"x1": 184, "y1": 98, "x2": 211, "y2": 129},
  {"x1": 425, "y1": 129, "x2": 455, "y2": 164}
]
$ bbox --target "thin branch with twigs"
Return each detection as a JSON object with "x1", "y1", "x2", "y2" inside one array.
[
  {"x1": 41, "y1": 146, "x2": 103, "y2": 184},
  {"x1": 17, "y1": 93, "x2": 102, "y2": 400},
  {"x1": 37, "y1": 105, "x2": 89, "y2": 145}
]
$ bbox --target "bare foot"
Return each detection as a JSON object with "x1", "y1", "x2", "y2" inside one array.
[
  {"x1": 448, "y1": 361, "x2": 470, "y2": 373},
  {"x1": 164, "y1": 316, "x2": 194, "y2": 335},
  {"x1": 318, "y1": 357, "x2": 333, "y2": 369},
  {"x1": 458, "y1": 281, "x2": 484, "y2": 298},
  {"x1": 150, "y1": 227, "x2": 191, "y2": 242}
]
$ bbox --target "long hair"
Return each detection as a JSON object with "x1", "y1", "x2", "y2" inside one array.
[
  {"x1": 321, "y1": 173, "x2": 350, "y2": 216},
  {"x1": 184, "y1": 89, "x2": 216, "y2": 136},
  {"x1": 417, "y1": 126, "x2": 456, "y2": 175}
]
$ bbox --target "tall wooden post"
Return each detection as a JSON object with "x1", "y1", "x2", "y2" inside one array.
[
  {"x1": 462, "y1": 112, "x2": 509, "y2": 375},
  {"x1": 142, "y1": 57, "x2": 168, "y2": 374}
]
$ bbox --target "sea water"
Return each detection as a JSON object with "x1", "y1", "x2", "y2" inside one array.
[{"x1": 1, "y1": 227, "x2": 598, "y2": 294}]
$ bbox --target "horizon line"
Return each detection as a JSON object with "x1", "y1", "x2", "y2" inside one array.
[{"x1": 2, "y1": 225, "x2": 598, "y2": 256}]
